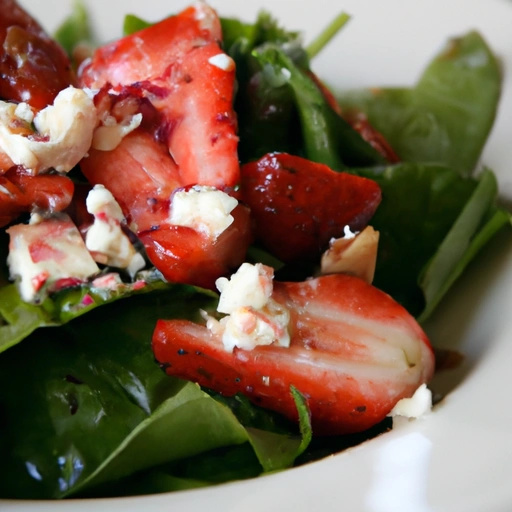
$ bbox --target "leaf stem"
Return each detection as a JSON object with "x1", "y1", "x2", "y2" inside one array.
[{"x1": 306, "y1": 12, "x2": 351, "y2": 59}]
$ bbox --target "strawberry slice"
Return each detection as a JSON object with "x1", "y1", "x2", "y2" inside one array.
[
  {"x1": 78, "y1": 4, "x2": 250, "y2": 288},
  {"x1": 153, "y1": 273, "x2": 434, "y2": 435},
  {"x1": 139, "y1": 204, "x2": 252, "y2": 290},
  {"x1": 240, "y1": 152, "x2": 382, "y2": 263},
  {"x1": 79, "y1": 3, "x2": 239, "y2": 191}
]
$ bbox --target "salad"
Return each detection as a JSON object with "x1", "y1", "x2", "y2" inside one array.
[{"x1": 0, "y1": 0, "x2": 510, "y2": 501}]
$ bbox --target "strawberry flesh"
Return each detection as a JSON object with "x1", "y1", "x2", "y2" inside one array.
[{"x1": 153, "y1": 273, "x2": 435, "y2": 435}]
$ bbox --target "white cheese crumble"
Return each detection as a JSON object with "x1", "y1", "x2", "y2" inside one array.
[
  {"x1": 85, "y1": 185, "x2": 145, "y2": 276},
  {"x1": 7, "y1": 214, "x2": 100, "y2": 302},
  {"x1": 169, "y1": 185, "x2": 238, "y2": 239},
  {"x1": 388, "y1": 384, "x2": 432, "y2": 419},
  {"x1": 216, "y1": 262, "x2": 273, "y2": 313},
  {"x1": 0, "y1": 86, "x2": 97, "y2": 174},
  {"x1": 14, "y1": 103, "x2": 34, "y2": 124},
  {"x1": 205, "y1": 263, "x2": 291, "y2": 352},
  {"x1": 208, "y1": 53, "x2": 235, "y2": 72},
  {"x1": 92, "y1": 112, "x2": 142, "y2": 151}
]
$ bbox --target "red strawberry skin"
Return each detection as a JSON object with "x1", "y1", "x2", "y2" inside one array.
[
  {"x1": 153, "y1": 274, "x2": 434, "y2": 435},
  {"x1": 79, "y1": 4, "x2": 239, "y2": 192},
  {"x1": 77, "y1": 4, "x2": 251, "y2": 288},
  {"x1": 239, "y1": 153, "x2": 382, "y2": 263},
  {"x1": 139, "y1": 205, "x2": 253, "y2": 290}
]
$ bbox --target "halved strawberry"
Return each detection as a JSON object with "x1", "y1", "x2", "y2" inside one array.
[
  {"x1": 140, "y1": 204, "x2": 252, "y2": 290},
  {"x1": 79, "y1": 3, "x2": 239, "y2": 191},
  {"x1": 78, "y1": 4, "x2": 249, "y2": 287},
  {"x1": 153, "y1": 273, "x2": 434, "y2": 435},
  {"x1": 240, "y1": 152, "x2": 382, "y2": 263}
]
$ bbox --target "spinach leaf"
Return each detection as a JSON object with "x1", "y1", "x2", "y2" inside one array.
[
  {"x1": 339, "y1": 32, "x2": 501, "y2": 174},
  {"x1": 0, "y1": 272, "x2": 202, "y2": 354},
  {"x1": 0, "y1": 287, "x2": 310, "y2": 499},
  {"x1": 253, "y1": 46, "x2": 385, "y2": 169},
  {"x1": 418, "y1": 170, "x2": 511, "y2": 321},
  {"x1": 87, "y1": 443, "x2": 260, "y2": 497},
  {"x1": 88, "y1": 389, "x2": 312, "y2": 497},
  {"x1": 222, "y1": 13, "x2": 306, "y2": 163},
  {"x1": 64, "y1": 383, "x2": 250, "y2": 496},
  {"x1": 222, "y1": 12, "x2": 383, "y2": 168},
  {"x1": 54, "y1": 1, "x2": 95, "y2": 59},
  {"x1": 357, "y1": 164, "x2": 510, "y2": 319},
  {"x1": 123, "y1": 14, "x2": 152, "y2": 36}
]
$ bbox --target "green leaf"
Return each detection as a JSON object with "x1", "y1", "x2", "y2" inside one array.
[
  {"x1": 357, "y1": 163, "x2": 509, "y2": 319},
  {"x1": 253, "y1": 46, "x2": 385, "y2": 169},
  {"x1": 306, "y1": 11, "x2": 351, "y2": 59},
  {"x1": 0, "y1": 272, "x2": 200, "y2": 354},
  {"x1": 209, "y1": 390, "x2": 312, "y2": 472},
  {"x1": 290, "y1": 386, "x2": 312, "y2": 457},
  {"x1": 65, "y1": 383, "x2": 250, "y2": 496},
  {"x1": 0, "y1": 286, "x2": 311, "y2": 499},
  {"x1": 54, "y1": 1, "x2": 94, "y2": 57},
  {"x1": 123, "y1": 14, "x2": 152, "y2": 36},
  {"x1": 418, "y1": 170, "x2": 511, "y2": 321},
  {"x1": 222, "y1": 11, "x2": 301, "y2": 54},
  {"x1": 339, "y1": 31, "x2": 501, "y2": 174},
  {"x1": 223, "y1": 12, "x2": 306, "y2": 163},
  {"x1": 0, "y1": 288, "x2": 214, "y2": 499},
  {"x1": 0, "y1": 284, "x2": 56, "y2": 352}
]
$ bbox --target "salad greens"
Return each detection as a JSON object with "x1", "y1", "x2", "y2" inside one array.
[
  {"x1": 53, "y1": 0, "x2": 94, "y2": 60},
  {"x1": 0, "y1": 272, "x2": 202, "y2": 354},
  {"x1": 356, "y1": 165, "x2": 510, "y2": 319},
  {"x1": 0, "y1": 286, "x2": 311, "y2": 499},
  {"x1": 338, "y1": 31, "x2": 501, "y2": 174},
  {"x1": 0, "y1": 2, "x2": 510, "y2": 501}
]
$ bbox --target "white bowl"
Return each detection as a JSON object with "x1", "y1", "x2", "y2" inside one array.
[{"x1": 4, "y1": 0, "x2": 512, "y2": 510}]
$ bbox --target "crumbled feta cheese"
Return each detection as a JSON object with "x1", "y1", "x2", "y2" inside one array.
[
  {"x1": 0, "y1": 86, "x2": 97, "y2": 174},
  {"x1": 85, "y1": 185, "x2": 145, "y2": 276},
  {"x1": 216, "y1": 262, "x2": 273, "y2": 314},
  {"x1": 14, "y1": 103, "x2": 34, "y2": 124},
  {"x1": 169, "y1": 185, "x2": 238, "y2": 238},
  {"x1": 91, "y1": 112, "x2": 142, "y2": 151},
  {"x1": 7, "y1": 214, "x2": 99, "y2": 302},
  {"x1": 208, "y1": 54, "x2": 235, "y2": 72},
  {"x1": 388, "y1": 384, "x2": 432, "y2": 419},
  {"x1": 206, "y1": 263, "x2": 291, "y2": 352},
  {"x1": 218, "y1": 300, "x2": 291, "y2": 352}
]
